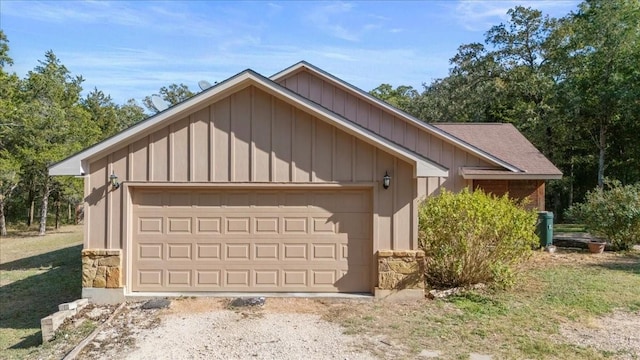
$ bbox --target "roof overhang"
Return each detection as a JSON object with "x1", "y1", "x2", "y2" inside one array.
[
  {"x1": 50, "y1": 69, "x2": 448, "y2": 178},
  {"x1": 459, "y1": 167, "x2": 562, "y2": 180}
]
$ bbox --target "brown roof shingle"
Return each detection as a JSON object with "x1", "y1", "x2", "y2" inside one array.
[{"x1": 433, "y1": 123, "x2": 562, "y2": 177}]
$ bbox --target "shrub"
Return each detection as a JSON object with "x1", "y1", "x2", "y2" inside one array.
[
  {"x1": 567, "y1": 180, "x2": 640, "y2": 251},
  {"x1": 418, "y1": 188, "x2": 538, "y2": 289}
]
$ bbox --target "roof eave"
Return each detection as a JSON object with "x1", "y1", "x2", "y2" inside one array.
[
  {"x1": 461, "y1": 173, "x2": 563, "y2": 180},
  {"x1": 50, "y1": 68, "x2": 448, "y2": 179},
  {"x1": 49, "y1": 71, "x2": 257, "y2": 176}
]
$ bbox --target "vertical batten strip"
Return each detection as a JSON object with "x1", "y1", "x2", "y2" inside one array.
[
  {"x1": 209, "y1": 105, "x2": 215, "y2": 182},
  {"x1": 83, "y1": 170, "x2": 90, "y2": 247},
  {"x1": 411, "y1": 176, "x2": 418, "y2": 250},
  {"x1": 189, "y1": 115, "x2": 195, "y2": 182},
  {"x1": 147, "y1": 134, "x2": 153, "y2": 181},
  {"x1": 270, "y1": 97, "x2": 275, "y2": 182},
  {"x1": 250, "y1": 87, "x2": 255, "y2": 182},
  {"x1": 229, "y1": 94, "x2": 235, "y2": 182},
  {"x1": 331, "y1": 127, "x2": 336, "y2": 181},
  {"x1": 372, "y1": 149, "x2": 378, "y2": 253},
  {"x1": 290, "y1": 106, "x2": 295, "y2": 182},
  {"x1": 351, "y1": 136, "x2": 356, "y2": 182},
  {"x1": 311, "y1": 118, "x2": 316, "y2": 182},
  {"x1": 392, "y1": 157, "x2": 398, "y2": 250},
  {"x1": 106, "y1": 155, "x2": 112, "y2": 249},
  {"x1": 127, "y1": 144, "x2": 134, "y2": 183},
  {"x1": 168, "y1": 124, "x2": 174, "y2": 182}
]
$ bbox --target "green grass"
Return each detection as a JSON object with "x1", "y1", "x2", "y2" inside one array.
[
  {"x1": 0, "y1": 226, "x2": 83, "y2": 360},
  {"x1": 554, "y1": 223, "x2": 587, "y2": 233},
  {"x1": 328, "y1": 250, "x2": 640, "y2": 359}
]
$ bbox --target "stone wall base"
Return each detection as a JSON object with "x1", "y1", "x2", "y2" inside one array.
[
  {"x1": 82, "y1": 249, "x2": 122, "y2": 288},
  {"x1": 377, "y1": 250, "x2": 425, "y2": 292},
  {"x1": 82, "y1": 287, "x2": 126, "y2": 305}
]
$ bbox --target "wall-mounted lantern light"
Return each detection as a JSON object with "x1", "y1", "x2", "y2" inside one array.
[
  {"x1": 383, "y1": 171, "x2": 391, "y2": 189},
  {"x1": 109, "y1": 171, "x2": 120, "y2": 189}
]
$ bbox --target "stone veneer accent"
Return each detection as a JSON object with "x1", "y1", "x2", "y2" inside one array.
[
  {"x1": 82, "y1": 249, "x2": 122, "y2": 288},
  {"x1": 377, "y1": 250, "x2": 425, "y2": 290}
]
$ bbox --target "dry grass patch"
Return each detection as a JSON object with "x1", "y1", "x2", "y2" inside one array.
[
  {"x1": 0, "y1": 226, "x2": 83, "y2": 360},
  {"x1": 322, "y1": 249, "x2": 640, "y2": 359}
]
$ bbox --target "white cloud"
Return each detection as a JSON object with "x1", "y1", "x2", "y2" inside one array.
[
  {"x1": 453, "y1": 0, "x2": 580, "y2": 32},
  {"x1": 306, "y1": 2, "x2": 387, "y2": 42}
]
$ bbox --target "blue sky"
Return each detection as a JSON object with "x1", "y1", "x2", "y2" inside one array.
[{"x1": 1, "y1": 1, "x2": 579, "y2": 105}]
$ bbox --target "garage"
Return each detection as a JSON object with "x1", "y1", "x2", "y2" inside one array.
[{"x1": 131, "y1": 188, "x2": 373, "y2": 293}]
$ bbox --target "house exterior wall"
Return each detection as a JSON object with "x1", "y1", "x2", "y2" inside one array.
[
  {"x1": 472, "y1": 179, "x2": 545, "y2": 210},
  {"x1": 84, "y1": 85, "x2": 419, "y2": 287},
  {"x1": 276, "y1": 69, "x2": 493, "y2": 197}
]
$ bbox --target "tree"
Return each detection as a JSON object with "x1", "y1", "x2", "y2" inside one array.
[
  {"x1": 17, "y1": 50, "x2": 93, "y2": 235},
  {"x1": 116, "y1": 98, "x2": 146, "y2": 130},
  {"x1": 0, "y1": 30, "x2": 21, "y2": 236},
  {"x1": 553, "y1": 0, "x2": 640, "y2": 188},
  {"x1": 143, "y1": 83, "x2": 195, "y2": 113},
  {"x1": 369, "y1": 84, "x2": 419, "y2": 112},
  {"x1": 82, "y1": 88, "x2": 119, "y2": 138}
]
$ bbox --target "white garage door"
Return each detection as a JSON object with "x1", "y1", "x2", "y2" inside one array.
[{"x1": 131, "y1": 188, "x2": 372, "y2": 292}]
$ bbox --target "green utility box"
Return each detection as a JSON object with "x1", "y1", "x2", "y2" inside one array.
[{"x1": 536, "y1": 211, "x2": 554, "y2": 248}]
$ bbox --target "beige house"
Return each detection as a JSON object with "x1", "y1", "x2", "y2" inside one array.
[{"x1": 50, "y1": 62, "x2": 561, "y2": 303}]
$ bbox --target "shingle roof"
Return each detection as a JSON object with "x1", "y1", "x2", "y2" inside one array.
[{"x1": 433, "y1": 123, "x2": 562, "y2": 178}]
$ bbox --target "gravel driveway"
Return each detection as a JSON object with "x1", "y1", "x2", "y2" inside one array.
[{"x1": 80, "y1": 298, "x2": 378, "y2": 360}]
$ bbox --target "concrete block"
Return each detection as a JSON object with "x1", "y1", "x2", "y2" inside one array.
[
  {"x1": 59, "y1": 298, "x2": 90, "y2": 312},
  {"x1": 41, "y1": 309, "x2": 74, "y2": 342},
  {"x1": 82, "y1": 287, "x2": 125, "y2": 305}
]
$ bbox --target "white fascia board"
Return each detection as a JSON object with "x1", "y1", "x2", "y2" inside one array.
[
  {"x1": 461, "y1": 173, "x2": 563, "y2": 180},
  {"x1": 50, "y1": 68, "x2": 448, "y2": 179},
  {"x1": 271, "y1": 62, "x2": 521, "y2": 172},
  {"x1": 49, "y1": 72, "x2": 256, "y2": 176}
]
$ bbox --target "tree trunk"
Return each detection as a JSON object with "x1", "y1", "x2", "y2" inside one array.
[
  {"x1": 0, "y1": 194, "x2": 6, "y2": 237},
  {"x1": 597, "y1": 123, "x2": 606, "y2": 189},
  {"x1": 55, "y1": 200, "x2": 60, "y2": 230},
  {"x1": 27, "y1": 190, "x2": 34, "y2": 226},
  {"x1": 39, "y1": 178, "x2": 51, "y2": 236},
  {"x1": 568, "y1": 161, "x2": 574, "y2": 207}
]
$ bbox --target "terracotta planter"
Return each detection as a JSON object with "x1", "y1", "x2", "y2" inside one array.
[{"x1": 587, "y1": 241, "x2": 606, "y2": 254}]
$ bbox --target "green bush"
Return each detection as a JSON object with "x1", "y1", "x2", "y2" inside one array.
[
  {"x1": 567, "y1": 180, "x2": 640, "y2": 251},
  {"x1": 418, "y1": 188, "x2": 538, "y2": 289}
]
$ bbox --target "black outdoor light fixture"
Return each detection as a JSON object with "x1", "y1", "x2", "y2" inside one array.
[
  {"x1": 383, "y1": 171, "x2": 391, "y2": 189},
  {"x1": 109, "y1": 171, "x2": 120, "y2": 189}
]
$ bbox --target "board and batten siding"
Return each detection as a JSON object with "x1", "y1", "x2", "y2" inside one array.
[
  {"x1": 275, "y1": 69, "x2": 493, "y2": 197},
  {"x1": 85, "y1": 85, "x2": 417, "y2": 264}
]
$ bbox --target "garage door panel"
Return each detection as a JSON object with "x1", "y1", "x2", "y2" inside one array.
[
  {"x1": 195, "y1": 270, "x2": 221, "y2": 286},
  {"x1": 225, "y1": 244, "x2": 251, "y2": 259},
  {"x1": 196, "y1": 244, "x2": 221, "y2": 259},
  {"x1": 167, "y1": 244, "x2": 192, "y2": 259},
  {"x1": 138, "y1": 217, "x2": 163, "y2": 234},
  {"x1": 255, "y1": 243, "x2": 279, "y2": 259},
  {"x1": 132, "y1": 188, "x2": 372, "y2": 292},
  {"x1": 283, "y1": 217, "x2": 307, "y2": 233},
  {"x1": 255, "y1": 217, "x2": 279, "y2": 233},
  {"x1": 226, "y1": 217, "x2": 250, "y2": 233},
  {"x1": 167, "y1": 217, "x2": 192, "y2": 234},
  {"x1": 196, "y1": 218, "x2": 222, "y2": 233},
  {"x1": 167, "y1": 270, "x2": 191, "y2": 286}
]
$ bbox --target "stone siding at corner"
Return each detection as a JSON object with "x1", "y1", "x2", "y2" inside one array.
[
  {"x1": 82, "y1": 249, "x2": 122, "y2": 288},
  {"x1": 377, "y1": 250, "x2": 425, "y2": 290}
]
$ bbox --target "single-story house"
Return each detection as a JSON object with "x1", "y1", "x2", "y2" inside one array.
[{"x1": 49, "y1": 61, "x2": 561, "y2": 303}]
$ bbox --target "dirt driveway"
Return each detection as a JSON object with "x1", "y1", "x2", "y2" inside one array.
[
  {"x1": 71, "y1": 293, "x2": 640, "y2": 360},
  {"x1": 79, "y1": 298, "x2": 382, "y2": 360}
]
